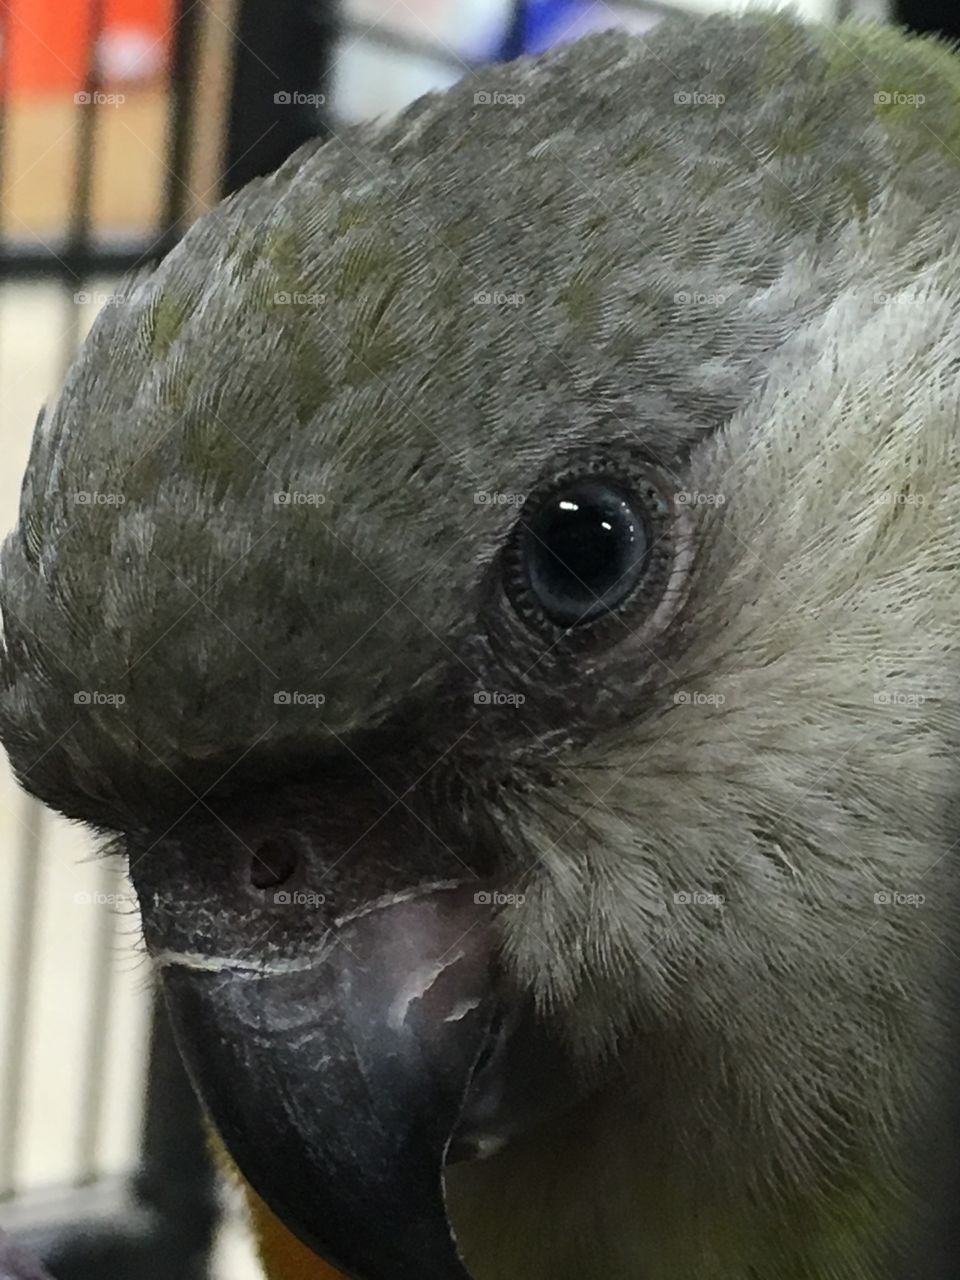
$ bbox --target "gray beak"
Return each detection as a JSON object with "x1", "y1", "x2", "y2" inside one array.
[
  {"x1": 132, "y1": 783, "x2": 579, "y2": 1280},
  {"x1": 161, "y1": 883, "x2": 495, "y2": 1279}
]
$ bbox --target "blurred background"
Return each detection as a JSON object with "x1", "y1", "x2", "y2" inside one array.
[{"x1": 0, "y1": 0, "x2": 954, "y2": 1276}]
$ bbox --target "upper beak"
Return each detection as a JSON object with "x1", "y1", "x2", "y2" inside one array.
[
  {"x1": 160, "y1": 882, "x2": 497, "y2": 1280},
  {"x1": 132, "y1": 783, "x2": 579, "y2": 1280}
]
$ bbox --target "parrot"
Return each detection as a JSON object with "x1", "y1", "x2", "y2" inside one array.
[{"x1": 1, "y1": 9, "x2": 960, "y2": 1279}]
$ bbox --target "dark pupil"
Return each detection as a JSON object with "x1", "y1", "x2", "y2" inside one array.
[{"x1": 523, "y1": 481, "x2": 647, "y2": 625}]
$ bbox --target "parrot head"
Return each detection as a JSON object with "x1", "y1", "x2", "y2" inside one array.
[{"x1": 2, "y1": 13, "x2": 960, "y2": 1279}]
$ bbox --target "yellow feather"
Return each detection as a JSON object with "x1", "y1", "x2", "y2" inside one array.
[
  {"x1": 244, "y1": 1182, "x2": 348, "y2": 1280},
  {"x1": 209, "y1": 1129, "x2": 347, "y2": 1280}
]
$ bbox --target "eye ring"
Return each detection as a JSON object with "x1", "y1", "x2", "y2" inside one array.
[{"x1": 502, "y1": 460, "x2": 677, "y2": 635}]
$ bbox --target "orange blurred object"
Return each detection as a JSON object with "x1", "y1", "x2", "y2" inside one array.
[{"x1": 3, "y1": 0, "x2": 174, "y2": 96}]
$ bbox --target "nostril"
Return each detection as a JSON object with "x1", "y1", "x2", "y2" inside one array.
[{"x1": 250, "y1": 835, "x2": 301, "y2": 890}]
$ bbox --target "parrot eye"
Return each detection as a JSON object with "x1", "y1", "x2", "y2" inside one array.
[
  {"x1": 504, "y1": 466, "x2": 675, "y2": 631},
  {"x1": 518, "y1": 481, "x2": 647, "y2": 626}
]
